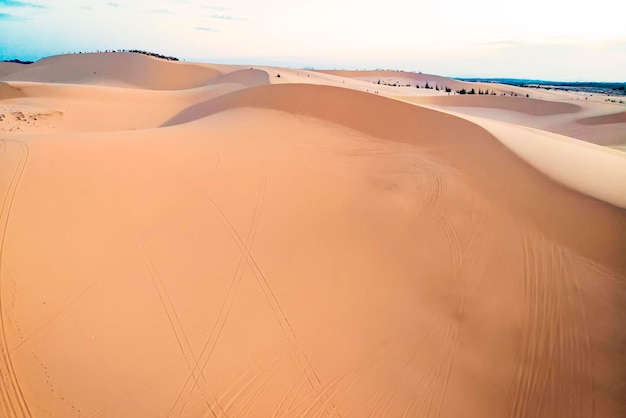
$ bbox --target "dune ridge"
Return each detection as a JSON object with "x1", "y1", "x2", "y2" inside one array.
[{"x1": 162, "y1": 83, "x2": 625, "y2": 270}]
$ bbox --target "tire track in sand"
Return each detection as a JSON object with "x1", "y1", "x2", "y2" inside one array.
[
  {"x1": 510, "y1": 230, "x2": 593, "y2": 418},
  {"x1": 186, "y1": 161, "x2": 338, "y2": 417},
  {"x1": 0, "y1": 139, "x2": 32, "y2": 418},
  {"x1": 274, "y1": 328, "x2": 344, "y2": 417},
  {"x1": 179, "y1": 356, "x2": 282, "y2": 417},
  {"x1": 402, "y1": 207, "x2": 488, "y2": 418},
  {"x1": 10, "y1": 185, "x2": 206, "y2": 358},
  {"x1": 143, "y1": 255, "x2": 223, "y2": 418},
  {"x1": 168, "y1": 159, "x2": 268, "y2": 417},
  {"x1": 366, "y1": 325, "x2": 438, "y2": 418},
  {"x1": 409, "y1": 157, "x2": 444, "y2": 219}
]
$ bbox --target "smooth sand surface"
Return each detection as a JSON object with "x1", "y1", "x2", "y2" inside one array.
[
  {"x1": 0, "y1": 62, "x2": 26, "y2": 78},
  {"x1": 400, "y1": 95, "x2": 626, "y2": 147},
  {"x1": 0, "y1": 53, "x2": 222, "y2": 90},
  {"x1": 578, "y1": 111, "x2": 626, "y2": 125},
  {"x1": 405, "y1": 95, "x2": 582, "y2": 116},
  {"x1": 1, "y1": 54, "x2": 625, "y2": 418}
]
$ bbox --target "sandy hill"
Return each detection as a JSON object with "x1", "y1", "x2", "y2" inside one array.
[
  {"x1": 397, "y1": 92, "x2": 626, "y2": 147},
  {"x1": 0, "y1": 62, "x2": 28, "y2": 78},
  {"x1": 0, "y1": 53, "x2": 624, "y2": 418},
  {"x1": 0, "y1": 53, "x2": 222, "y2": 90},
  {"x1": 0, "y1": 64, "x2": 269, "y2": 133},
  {"x1": 315, "y1": 69, "x2": 470, "y2": 90},
  {"x1": 405, "y1": 95, "x2": 582, "y2": 116},
  {"x1": 313, "y1": 69, "x2": 533, "y2": 96},
  {"x1": 578, "y1": 110, "x2": 626, "y2": 125}
]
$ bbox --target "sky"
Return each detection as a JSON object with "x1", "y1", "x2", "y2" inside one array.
[{"x1": 1, "y1": 0, "x2": 625, "y2": 81}]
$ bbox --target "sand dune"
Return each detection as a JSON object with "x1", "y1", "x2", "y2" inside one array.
[
  {"x1": 0, "y1": 53, "x2": 625, "y2": 418},
  {"x1": 404, "y1": 95, "x2": 582, "y2": 116},
  {"x1": 430, "y1": 107, "x2": 626, "y2": 208},
  {"x1": 0, "y1": 82, "x2": 25, "y2": 100},
  {"x1": 315, "y1": 70, "x2": 479, "y2": 91},
  {"x1": 398, "y1": 93, "x2": 626, "y2": 148},
  {"x1": 0, "y1": 68, "x2": 269, "y2": 133},
  {"x1": 213, "y1": 69, "x2": 270, "y2": 87},
  {"x1": 0, "y1": 53, "x2": 222, "y2": 90},
  {"x1": 0, "y1": 62, "x2": 28, "y2": 78},
  {"x1": 578, "y1": 111, "x2": 626, "y2": 125},
  {"x1": 313, "y1": 69, "x2": 554, "y2": 97}
]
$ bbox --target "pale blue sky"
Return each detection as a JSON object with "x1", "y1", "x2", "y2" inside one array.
[{"x1": 1, "y1": 0, "x2": 625, "y2": 81}]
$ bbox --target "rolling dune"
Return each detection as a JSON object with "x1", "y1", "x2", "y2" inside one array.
[
  {"x1": 398, "y1": 94, "x2": 626, "y2": 148},
  {"x1": 0, "y1": 68, "x2": 269, "y2": 133},
  {"x1": 404, "y1": 95, "x2": 582, "y2": 116},
  {"x1": 314, "y1": 70, "x2": 478, "y2": 91},
  {"x1": 0, "y1": 82, "x2": 25, "y2": 100},
  {"x1": 0, "y1": 53, "x2": 625, "y2": 418},
  {"x1": 0, "y1": 62, "x2": 27, "y2": 78},
  {"x1": 0, "y1": 53, "x2": 222, "y2": 90},
  {"x1": 578, "y1": 111, "x2": 626, "y2": 125}
]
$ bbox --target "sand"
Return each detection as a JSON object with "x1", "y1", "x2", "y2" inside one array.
[{"x1": 0, "y1": 53, "x2": 625, "y2": 418}]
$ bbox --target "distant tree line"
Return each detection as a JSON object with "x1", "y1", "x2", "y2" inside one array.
[
  {"x1": 69, "y1": 49, "x2": 180, "y2": 61},
  {"x1": 89, "y1": 49, "x2": 180, "y2": 61},
  {"x1": 2, "y1": 59, "x2": 34, "y2": 64},
  {"x1": 117, "y1": 50, "x2": 179, "y2": 61},
  {"x1": 456, "y1": 88, "x2": 497, "y2": 95}
]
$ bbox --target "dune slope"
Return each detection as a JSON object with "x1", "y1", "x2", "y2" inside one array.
[
  {"x1": 0, "y1": 53, "x2": 221, "y2": 90},
  {"x1": 0, "y1": 62, "x2": 27, "y2": 78},
  {"x1": 578, "y1": 111, "x2": 626, "y2": 125},
  {"x1": 405, "y1": 95, "x2": 582, "y2": 116}
]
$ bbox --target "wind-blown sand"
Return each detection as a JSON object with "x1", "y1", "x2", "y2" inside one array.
[{"x1": 0, "y1": 53, "x2": 625, "y2": 418}]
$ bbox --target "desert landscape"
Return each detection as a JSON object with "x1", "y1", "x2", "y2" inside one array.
[{"x1": 0, "y1": 52, "x2": 625, "y2": 418}]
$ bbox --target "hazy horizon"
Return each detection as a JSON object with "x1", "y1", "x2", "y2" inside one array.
[{"x1": 1, "y1": 0, "x2": 625, "y2": 82}]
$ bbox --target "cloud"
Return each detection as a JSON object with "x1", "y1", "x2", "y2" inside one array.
[
  {"x1": 107, "y1": 2, "x2": 119, "y2": 7},
  {"x1": 0, "y1": 11, "x2": 29, "y2": 20},
  {"x1": 0, "y1": 0, "x2": 44, "y2": 8},
  {"x1": 210, "y1": 13, "x2": 249, "y2": 22},
  {"x1": 196, "y1": 26, "x2": 218, "y2": 32},
  {"x1": 149, "y1": 8, "x2": 173, "y2": 14}
]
